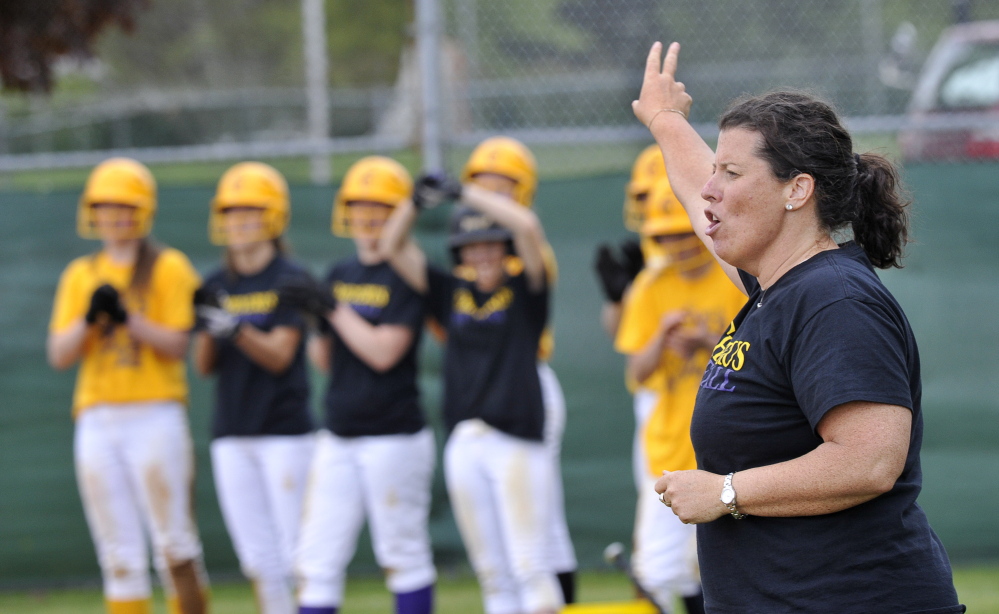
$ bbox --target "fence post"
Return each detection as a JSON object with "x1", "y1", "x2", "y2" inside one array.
[
  {"x1": 302, "y1": 0, "x2": 332, "y2": 184},
  {"x1": 416, "y1": 0, "x2": 444, "y2": 172}
]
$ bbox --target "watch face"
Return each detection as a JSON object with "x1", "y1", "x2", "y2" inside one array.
[{"x1": 721, "y1": 486, "x2": 736, "y2": 505}]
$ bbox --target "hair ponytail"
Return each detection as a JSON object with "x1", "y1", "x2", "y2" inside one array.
[
  {"x1": 720, "y1": 91, "x2": 911, "y2": 270},
  {"x1": 129, "y1": 237, "x2": 163, "y2": 295},
  {"x1": 850, "y1": 153, "x2": 910, "y2": 269}
]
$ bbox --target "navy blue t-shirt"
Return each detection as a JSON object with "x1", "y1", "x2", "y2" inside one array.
[
  {"x1": 204, "y1": 256, "x2": 314, "y2": 439},
  {"x1": 690, "y1": 242, "x2": 961, "y2": 613},
  {"x1": 322, "y1": 257, "x2": 426, "y2": 437},
  {"x1": 426, "y1": 261, "x2": 548, "y2": 441}
]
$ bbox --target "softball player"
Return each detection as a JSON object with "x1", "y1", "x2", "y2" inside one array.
[
  {"x1": 377, "y1": 146, "x2": 564, "y2": 614},
  {"x1": 283, "y1": 157, "x2": 436, "y2": 614},
  {"x1": 614, "y1": 177, "x2": 744, "y2": 614},
  {"x1": 459, "y1": 137, "x2": 578, "y2": 604},
  {"x1": 191, "y1": 162, "x2": 316, "y2": 614},
  {"x1": 46, "y1": 158, "x2": 209, "y2": 614},
  {"x1": 594, "y1": 145, "x2": 667, "y2": 494}
]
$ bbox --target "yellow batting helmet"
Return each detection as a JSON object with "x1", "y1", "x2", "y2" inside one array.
[
  {"x1": 210, "y1": 162, "x2": 290, "y2": 245},
  {"x1": 643, "y1": 177, "x2": 713, "y2": 273},
  {"x1": 77, "y1": 157, "x2": 157, "y2": 239},
  {"x1": 461, "y1": 136, "x2": 537, "y2": 207},
  {"x1": 641, "y1": 176, "x2": 693, "y2": 237},
  {"x1": 332, "y1": 156, "x2": 412, "y2": 238},
  {"x1": 624, "y1": 144, "x2": 666, "y2": 232}
]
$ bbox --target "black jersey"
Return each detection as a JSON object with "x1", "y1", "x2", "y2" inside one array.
[
  {"x1": 690, "y1": 242, "x2": 961, "y2": 614},
  {"x1": 204, "y1": 256, "x2": 315, "y2": 439},
  {"x1": 322, "y1": 257, "x2": 426, "y2": 437},
  {"x1": 427, "y1": 261, "x2": 549, "y2": 441}
]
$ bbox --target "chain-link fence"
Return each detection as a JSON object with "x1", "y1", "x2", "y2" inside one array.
[{"x1": 1, "y1": 0, "x2": 998, "y2": 178}]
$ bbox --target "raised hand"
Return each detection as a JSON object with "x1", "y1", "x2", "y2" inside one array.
[
  {"x1": 632, "y1": 41, "x2": 692, "y2": 131},
  {"x1": 413, "y1": 172, "x2": 463, "y2": 210}
]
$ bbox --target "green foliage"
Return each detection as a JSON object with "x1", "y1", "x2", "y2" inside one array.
[
  {"x1": 327, "y1": 0, "x2": 411, "y2": 86},
  {"x1": 87, "y1": 0, "x2": 411, "y2": 90},
  {"x1": 94, "y1": 0, "x2": 304, "y2": 88}
]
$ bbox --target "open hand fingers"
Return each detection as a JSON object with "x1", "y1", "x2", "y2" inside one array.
[
  {"x1": 634, "y1": 41, "x2": 692, "y2": 128},
  {"x1": 661, "y1": 41, "x2": 680, "y2": 79},
  {"x1": 644, "y1": 41, "x2": 664, "y2": 81}
]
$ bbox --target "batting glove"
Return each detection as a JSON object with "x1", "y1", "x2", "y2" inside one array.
[
  {"x1": 197, "y1": 305, "x2": 242, "y2": 340},
  {"x1": 85, "y1": 284, "x2": 128, "y2": 325},
  {"x1": 594, "y1": 244, "x2": 633, "y2": 303},
  {"x1": 193, "y1": 284, "x2": 224, "y2": 309},
  {"x1": 413, "y1": 172, "x2": 463, "y2": 210},
  {"x1": 619, "y1": 238, "x2": 645, "y2": 280},
  {"x1": 277, "y1": 277, "x2": 336, "y2": 320}
]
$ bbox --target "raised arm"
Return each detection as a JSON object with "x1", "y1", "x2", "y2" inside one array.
[
  {"x1": 377, "y1": 199, "x2": 428, "y2": 294},
  {"x1": 459, "y1": 183, "x2": 548, "y2": 292},
  {"x1": 633, "y1": 41, "x2": 744, "y2": 293}
]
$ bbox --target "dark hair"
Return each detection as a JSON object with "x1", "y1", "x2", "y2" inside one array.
[
  {"x1": 92, "y1": 237, "x2": 163, "y2": 296},
  {"x1": 129, "y1": 237, "x2": 163, "y2": 295},
  {"x1": 719, "y1": 90, "x2": 909, "y2": 269}
]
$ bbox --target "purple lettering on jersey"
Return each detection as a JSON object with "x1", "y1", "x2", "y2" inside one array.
[{"x1": 701, "y1": 363, "x2": 737, "y2": 393}]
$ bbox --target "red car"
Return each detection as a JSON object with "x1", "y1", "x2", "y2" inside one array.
[{"x1": 899, "y1": 20, "x2": 999, "y2": 161}]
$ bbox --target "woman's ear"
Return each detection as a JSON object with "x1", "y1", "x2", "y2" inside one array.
[{"x1": 784, "y1": 173, "x2": 815, "y2": 211}]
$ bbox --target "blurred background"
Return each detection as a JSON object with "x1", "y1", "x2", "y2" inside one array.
[{"x1": 1, "y1": 0, "x2": 997, "y2": 590}]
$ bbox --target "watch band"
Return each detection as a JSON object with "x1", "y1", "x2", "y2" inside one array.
[{"x1": 723, "y1": 472, "x2": 747, "y2": 519}]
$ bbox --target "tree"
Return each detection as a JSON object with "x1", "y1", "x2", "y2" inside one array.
[{"x1": 0, "y1": 0, "x2": 149, "y2": 93}]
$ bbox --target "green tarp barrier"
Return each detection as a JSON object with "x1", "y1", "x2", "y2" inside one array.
[{"x1": 1, "y1": 163, "x2": 996, "y2": 585}]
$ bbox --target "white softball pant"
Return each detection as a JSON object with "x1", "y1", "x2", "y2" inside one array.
[
  {"x1": 632, "y1": 388, "x2": 658, "y2": 492},
  {"x1": 445, "y1": 419, "x2": 564, "y2": 614},
  {"x1": 537, "y1": 362, "x2": 577, "y2": 574},
  {"x1": 633, "y1": 474, "x2": 700, "y2": 609},
  {"x1": 74, "y1": 401, "x2": 206, "y2": 603},
  {"x1": 211, "y1": 434, "x2": 315, "y2": 614},
  {"x1": 295, "y1": 428, "x2": 437, "y2": 608}
]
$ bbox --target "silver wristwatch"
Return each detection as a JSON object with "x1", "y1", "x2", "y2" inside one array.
[{"x1": 720, "y1": 472, "x2": 746, "y2": 519}]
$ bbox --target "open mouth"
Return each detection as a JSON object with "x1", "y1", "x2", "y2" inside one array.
[{"x1": 704, "y1": 209, "x2": 720, "y2": 236}]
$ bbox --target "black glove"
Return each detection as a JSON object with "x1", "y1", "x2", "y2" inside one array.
[
  {"x1": 85, "y1": 284, "x2": 128, "y2": 324},
  {"x1": 277, "y1": 277, "x2": 336, "y2": 320},
  {"x1": 594, "y1": 244, "x2": 632, "y2": 303},
  {"x1": 193, "y1": 284, "x2": 224, "y2": 309},
  {"x1": 619, "y1": 239, "x2": 645, "y2": 281},
  {"x1": 413, "y1": 172, "x2": 463, "y2": 210}
]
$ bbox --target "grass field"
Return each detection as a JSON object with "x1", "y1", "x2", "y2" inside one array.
[{"x1": 1, "y1": 564, "x2": 996, "y2": 613}]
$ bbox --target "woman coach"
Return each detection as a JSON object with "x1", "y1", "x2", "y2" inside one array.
[{"x1": 633, "y1": 42, "x2": 964, "y2": 613}]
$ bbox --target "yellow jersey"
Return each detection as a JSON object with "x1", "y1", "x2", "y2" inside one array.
[
  {"x1": 615, "y1": 261, "x2": 745, "y2": 475},
  {"x1": 49, "y1": 248, "x2": 201, "y2": 416}
]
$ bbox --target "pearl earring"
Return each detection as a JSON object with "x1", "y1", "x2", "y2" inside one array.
[{"x1": 785, "y1": 203, "x2": 793, "y2": 211}]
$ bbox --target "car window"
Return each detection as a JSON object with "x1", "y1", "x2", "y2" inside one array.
[{"x1": 936, "y1": 43, "x2": 999, "y2": 110}]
